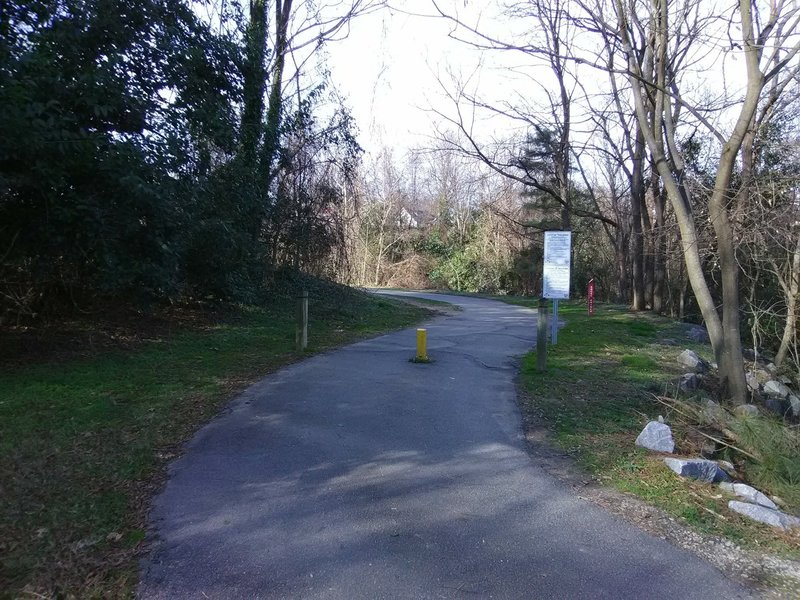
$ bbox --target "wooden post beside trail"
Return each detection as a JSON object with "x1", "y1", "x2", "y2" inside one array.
[
  {"x1": 537, "y1": 297, "x2": 548, "y2": 371},
  {"x1": 296, "y1": 290, "x2": 308, "y2": 351}
]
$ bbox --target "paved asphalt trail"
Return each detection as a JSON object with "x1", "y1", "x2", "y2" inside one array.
[{"x1": 139, "y1": 292, "x2": 750, "y2": 599}]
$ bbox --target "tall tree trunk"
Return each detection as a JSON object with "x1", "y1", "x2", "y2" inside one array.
[
  {"x1": 615, "y1": 0, "x2": 761, "y2": 403},
  {"x1": 630, "y1": 126, "x2": 646, "y2": 310},
  {"x1": 240, "y1": 0, "x2": 268, "y2": 168},
  {"x1": 615, "y1": 228, "x2": 629, "y2": 303},
  {"x1": 262, "y1": 0, "x2": 293, "y2": 188},
  {"x1": 651, "y1": 169, "x2": 667, "y2": 313}
]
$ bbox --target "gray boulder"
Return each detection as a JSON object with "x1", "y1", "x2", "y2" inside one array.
[
  {"x1": 677, "y1": 349, "x2": 709, "y2": 373},
  {"x1": 719, "y1": 482, "x2": 778, "y2": 510},
  {"x1": 764, "y1": 397, "x2": 790, "y2": 417},
  {"x1": 702, "y1": 399, "x2": 725, "y2": 423},
  {"x1": 733, "y1": 404, "x2": 760, "y2": 418},
  {"x1": 687, "y1": 326, "x2": 710, "y2": 344},
  {"x1": 764, "y1": 379, "x2": 791, "y2": 398},
  {"x1": 755, "y1": 367, "x2": 772, "y2": 380},
  {"x1": 635, "y1": 421, "x2": 675, "y2": 453},
  {"x1": 663, "y1": 457, "x2": 731, "y2": 483},
  {"x1": 790, "y1": 395, "x2": 800, "y2": 418},
  {"x1": 728, "y1": 501, "x2": 800, "y2": 530},
  {"x1": 766, "y1": 362, "x2": 778, "y2": 374},
  {"x1": 679, "y1": 373, "x2": 699, "y2": 393},
  {"x1": 745, "y1": 371, "x2": 759, "y2": 392}
]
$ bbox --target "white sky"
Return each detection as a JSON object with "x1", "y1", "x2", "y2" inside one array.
[
  {"x1": 321, "y1": 1, "x2": 767, "y2": 163},
  {"x1": 325, "y1": 1, "x2": 501, "y2": 154}
]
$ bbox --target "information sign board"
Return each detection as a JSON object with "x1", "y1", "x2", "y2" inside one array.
[{"x1": 542, "y1": 231, "x2": 571, "y2": 299}]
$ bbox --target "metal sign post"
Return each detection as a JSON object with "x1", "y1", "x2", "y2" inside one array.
[
  {"x1": 542, "y1": 231, "x2": 571, "y2": 346},
  {"x1": 551, "y1": 298, "x2": 558, "y2": 344}
]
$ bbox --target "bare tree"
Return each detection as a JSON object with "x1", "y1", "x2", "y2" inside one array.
[
  {"x1": 601, "y1": 0, "x2": 800, "y2": 403},
  {"x1": 239, "y1": 0, "x2": 383, "y2": 185},
  {"x1": 431, "y1": 0, "x2": 616, "y2": 231}
]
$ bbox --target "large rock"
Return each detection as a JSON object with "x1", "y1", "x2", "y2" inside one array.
[
  {"x1": 677, "y1": 349, "x2": 709, "y2": 373},
  {"x1": 745, "y1": 371, "x2": 759, "y2": 392},
  {"x1": 635, "y1": 421, "x2": 675, "y2": 453},
  {"x1": 753, "y1": 367, "x2": 772, "y2": 382},
  {"x1": 687, "y1": 326, "x2": 710, "y2": 344},
  {"x1": 764, "y1": 379, "x2": 791, "y2": 398},
  {"x1": 734, "y1": 404, "x2": 760, "y2": 418},
  {"x1": 678, "y1": 373, "x2": 699, "y2": 393},
  {"x1": 790, "y1": 395, "x2": 800, "y2": 418},
  {"x1": 702, "y1": 398, "x2": 725, "y2": 423},
  {"x1": 719, "y1": 482, "x2": 778, "y2": 510},
  {"x1": 728, "y1": 501, "x2": 800, "y2": 530},
  {"x1": 663, "y1": 457, "x2": 731, "y2": 483},
  {"x1": 764, "y1": 397, "x2": 790, "y2": 417}
]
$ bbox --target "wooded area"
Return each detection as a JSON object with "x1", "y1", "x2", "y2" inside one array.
[{"x1": 1, "y1": 0, "x2": 799, "y2": 404}]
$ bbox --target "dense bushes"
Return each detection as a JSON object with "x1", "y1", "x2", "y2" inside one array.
[
  {"x1": 1, "y1": 0, "x2": 240, "y2": 316},
  {"x1": 0, "y1": 1, "x2": 358, "y2": 321}
]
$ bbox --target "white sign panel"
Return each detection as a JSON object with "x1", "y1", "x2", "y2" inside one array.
[{"x1": 543, "y1": 231, "x2": 571, "y2": 299}]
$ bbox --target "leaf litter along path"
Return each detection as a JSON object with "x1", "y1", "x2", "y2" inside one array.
[{"x1": 138, "y1": 292, "x2": 751, "y2": 599}]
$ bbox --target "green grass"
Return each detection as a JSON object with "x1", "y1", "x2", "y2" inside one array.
[
  {"x1": 506, "y1": 299, "x2": 800, "y2": 559},
  {"x1": 0, "y1": 282, "x2": 430, "y2": 598}
]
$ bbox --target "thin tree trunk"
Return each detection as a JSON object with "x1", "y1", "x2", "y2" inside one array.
[
  {"x1": 775, "y1": 234, "x2": 800, "y2": 366},
  {"x1": 262, "y1": 0, "x2": 293, "y2": 187},
  {"x1": 615, "y1": 0, "x2": 765, "y2": 403},
  {"x1": 630, "y1": 126, "x2": 646, "y2": 310},
  {"x1": 616, "y1": 228, "x2": 629, "y2": 303},
  {"x1": 651, "y1": 171, "x2": 667, "y2": 313},
  {"x1": 239, "y1": 0, "x2": 268, "y2": 167}
]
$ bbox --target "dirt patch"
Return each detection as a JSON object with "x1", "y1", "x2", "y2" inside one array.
[{"x1": 517, "y1": 387, "x2": 800, "y2": 599}]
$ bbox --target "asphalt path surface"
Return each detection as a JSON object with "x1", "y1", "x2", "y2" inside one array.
[{"x1": 139, "y1": 292, "x2": 750, "y2": 599}]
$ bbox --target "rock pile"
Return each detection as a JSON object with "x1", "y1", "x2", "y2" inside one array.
[
  {"x1": 633, "y1": 420, "x2": 799, "y2": 530},
  {"x1": 674, "y1": 344, "x2": 800, "y2": 420}
]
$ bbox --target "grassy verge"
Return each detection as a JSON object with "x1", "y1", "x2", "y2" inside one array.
[
  {"x1": 507, "y1": 300, "x2": 800, "y2": 559},
  {"x1": 0, "y1": 281, "x2": 430, "y2": 598}
]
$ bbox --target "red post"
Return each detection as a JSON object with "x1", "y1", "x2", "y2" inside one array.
[{"x1": 588, "y1": 279, "x2": 595, "y2": 316}]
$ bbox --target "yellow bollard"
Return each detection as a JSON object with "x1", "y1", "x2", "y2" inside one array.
[{"x1": 416, "y1": 328, "x2": 428, "y2": 361}]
